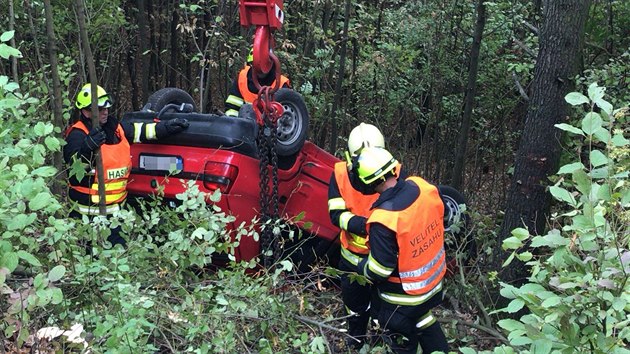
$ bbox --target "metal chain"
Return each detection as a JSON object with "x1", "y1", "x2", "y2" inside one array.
[{"x1": 258, "y1": 104, "x2": 280, "y2": 268}]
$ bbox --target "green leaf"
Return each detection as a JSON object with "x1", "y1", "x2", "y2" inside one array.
[
  {"x1": 582, "y1": 112, "x2": 603, "y2": 135},
  {"x1": 589, "y1": 150, "x2": 608, "y2": 167},
  {"x1": 0, "y1": 43, "x2": 23, "y2": 59},
  {"x1": 531, "y1": 339, "x2": 552, "y2": 354},
  {"x1": 29, "y1": 192, "x2": 52, "y2": 211},
  {"x1": 554, "y1": 123, "x2": 584, "y2": 135},
  {"x1": 50, "y1": 287, "x2": 63, "y2": 304},
  {"x1": 594, "y1": 98, "x2": 613, "y2": 116},
  {"x1": 34, "y1": 122, "x2": 47, "y2": 136},
  {"x1": 31, "y1": 166, "x2": 57, "y2": 177},
  {"x1": 511, "y1": 227, "x2": 530, "y2": 241},
  {"x1": 44, "y1": 136, "x2": 61, "y2": 151},
  {"x1": 540, "y1": 296, "x2": 561, "y2": 307},
  {"x1": 48, "y1": 265, "x2": 66, "y2": 282},
  {"x1": 557, "y1": 162, "x2": 584, "y2": 174},
  {"x1": 1, "y1": 252, "x2": 18, "y2": 272},
  {"x1": 549, "y1": 186, "x2": 576, "y2": 206},
  {"x1": 502, "y1": 236, "x2": 523, "y2": 250},
  {"x1": 587, "y1": 82, "x2": 604, "y2": 102},
  {"x1": 17, "y1": 250, "x2": 42, "y2": 267},
  {"x1": 516, "y1": 251, "x2": 533, "y2": 261},
  {"x1": 6, "y1": 213, "x2": 37, "y2": 230},
  {"x1": 611, "y1": 133, "x2": 629, "y2": 147},
  {"x1": 506, "y1": 298, "x2": 525, "y2": 313},
  {"x1": 565, "y1": 92, "x2": 589, "y2": 106},
  {"x1": 0, "y1": 31, "x2": 15, "y2": 42},
  {"x1": 497, "y1": 319, "x2": 525, "y2": 332},
  {"x1": 593, "y1": 127, "x2": 611, "y2": 143}
]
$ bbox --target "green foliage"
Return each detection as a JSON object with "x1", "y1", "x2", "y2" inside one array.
[{"x1": 497, "y1": 83, "x2": 630, "y2": 353}]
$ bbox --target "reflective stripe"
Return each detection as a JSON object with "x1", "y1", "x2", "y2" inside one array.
[
  {"x1": 77, "y1": 203, "x2": 121, "y2": 216},
  {"x1": 90, "y1": 190, "x2": 127, "y2": 204},
  {"x1": 145, "y1": 123, "x2": 157, "y2": 140},
  {"x1": 339, "y1": 211, "x2": 353, "y2": 230},
  {"x1": 400, "y1": 248, "x2": 445, "y2": 278},
  {"x1": 416, "y1": 311, "x2": 435, "y2": 329},
  {"x1": 327, "y1": 197, "x2": 346, "y2": 211},
  {"x1": 226, "y1": 95, "x2": 244, "y2": 106},
  {"x1": 225, "y1": 109, "x2": 239, "y2": 117},
  {"x1": 90, "y1": 180, "x2": 126, "y2": 192},
  {"x1": 380, "y1": 281, "x2": 442, "y2": 306},
  {"x1": 133, "y1": 122, "x2": 143, "y2": 143},
  {"x1": 367, "y1": 253, "x2": 393, "y2": 278},
  {"x1": 341, "y1": 247, "x2": 362, "y2": 266},
  {"x1": 402, "y1": 258, "x2": 446, "y2": 292},
  {"x1": 347, "y1": 233, "x2": 368, "y2": 250}
]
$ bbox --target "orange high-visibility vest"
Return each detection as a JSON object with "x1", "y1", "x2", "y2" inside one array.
[
  {"x1": 334, "y1": 162, "x2": 380, "y2": 254},
  {"x1": 237, "y1": 66, "x2": 291, "y2": 103},
  {"x1": 68, "y1": 121, "x2": 131, "y2": 205},
  {"x1": 368, "y1": 177, "x2": 446, "y2": 295}
]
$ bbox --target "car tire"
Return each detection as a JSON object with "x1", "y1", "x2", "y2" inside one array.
[
  {"x1": 146, "y1": 87, "x2": 197, "y2": 112},
  {"x1": 239, "y1": 89, "x2": 309, "y2": 157},
  {"x1": 438, "y1": 185, "x2": 476, "y2": 262},
  {"x1": 274, "y1": 89, "x2": 309, "y2": 156}
]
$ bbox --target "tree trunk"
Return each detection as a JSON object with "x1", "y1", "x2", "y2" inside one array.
[
  {"x1": 43, "y1": 0, "x2": 65, "y2": 194},
  {"x1": 8, "y1": 0, "x2": 19, "y2": 83},
  {"x1": 75, "y1": 0, "x2": 107, "y2": 215},
  {"x1": 450, "y1": 0, "x2": 486, "y2": 189},
  {"x1": 494, "y1": 0, "x2": 591, "y2": 285},
  {"x1": 168, "y1": 8, "x2": 179, "y2": 87},
  {"x1": 137, "y1": 0, "x2": 150, "y2": 104},
  {"x1": 328, "y1": 0, "x2": 351, "y2": 154}
]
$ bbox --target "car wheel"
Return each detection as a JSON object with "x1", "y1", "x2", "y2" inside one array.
[
  {"x1": 274, "y1": 89, "x2": 309, "y2": 156},
  {"x1": 146, "y1": 87, "x2": 197, "y2": 112},
  {"x1": 438, "y1": 185, "x2": 476, "y2": 263}
]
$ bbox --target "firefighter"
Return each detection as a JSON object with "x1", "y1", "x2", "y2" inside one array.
[
  {"x1": 354, "y1": 147, "x2": 449, "y2": 354},
  {"x1": 63, "y1": 83, "x2": 189, "y2": 246},
  {"x1": 224, "y1": 48, "x2": 290, "y2": 117},
  {"x1": 327, "y1": 123, "x2": 393, "y2": 348}
]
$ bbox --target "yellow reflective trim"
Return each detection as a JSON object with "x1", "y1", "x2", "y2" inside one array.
[
  {"x1": 90, "y1": 180, "x2": 127, "y2": 192},
  {"x1": 133, "y1": 122, "x2": 143, "y2": 143},
  {"x1": 90, "y1": 191, "x2": 127, "y2": 203},
  {"x1": 146, "y1": 123, "x2": 157, "y2": 140},
  {"x1": 341, "y1": 247, "x2": 362, "y2": 266},
  {"x1": 339, "y1": 211, "x2": 353, "y2": 230},
  {"x1": 76, "y1": 203, "x2": 121, "y2": 215},
  {"x1": 348, "y1": 233, "x2": 368, "y2": 249},
  {"x1": 416, "y1": 311, "x2": 435, "y2": 329},
  {"x1": 225, "y1": 109, "x2": 239, "y2": 117},
  {"x1": 380, "y1": 281, "x2": 443, "y2": 306},
  {"x1": 367, "y1": 253, "x2": 393, "y2": 278},
  {"x1": 327, "y1": 198, "x2": 346, "y2": 211},
  {"x1": 226, "y1": 95, "x2": 244, "y2": 106}
]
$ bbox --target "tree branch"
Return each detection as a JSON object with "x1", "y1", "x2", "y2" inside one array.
[
  {"x1": 522, "y1": 20, "x2": 539, "y2": 35},
  {"x1": 512, "y1": 72, "x2": 530, "y2": 101},
  {"x1": 513, "y1": 39, "x2": 537, "y2": 58},
  {"x1": 439, "y1": 317, "x2": 509, "y2": 344}
]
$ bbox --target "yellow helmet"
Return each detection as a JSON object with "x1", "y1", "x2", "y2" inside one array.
[
  {"x1": 75, "y1": 83, "x2": 112, "y2": 109},
  {"x1": 356, "y1": 147, "x2": 398, "y2": 185},
  {"x1": 347, "y1": 123, "x2": 385, "y2": 156}
]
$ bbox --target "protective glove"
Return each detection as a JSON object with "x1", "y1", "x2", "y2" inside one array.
[
  {"x1": 82, "y1": 126, "x2": 106, "y2": 151},
  {"x1": 156, "y1": 118, "x2": 190, "y2": 138}
]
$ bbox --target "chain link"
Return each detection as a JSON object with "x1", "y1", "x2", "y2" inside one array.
[{"x1": 258, "y1": 109, "x2": 280, "y2": 268}]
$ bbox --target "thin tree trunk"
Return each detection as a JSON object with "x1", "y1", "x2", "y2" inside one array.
[
  {"x1": 137, "y1": 0, "x2": 150, "y2": 104},
  {"x1": 168, "y1": 8, "x2": 179, "y2": 87},
  {"x1": 8, "y1": 0, "x2": 19, "y2": 83},
  {"x1": 450, "y1": 0, "x2": 486, "y2": 189},
  {"x1": 328, "y1": 0, "x2": 351, "y2": 154},
  {"x1": 43, "y1": 0, "x2": 65, "y2": 194},
  {"x1": 24, "y1": 1, "x2": 44, "y2": 71},
  {"x1": 75, "y1": 0, "x2": 107, "y2": 215},
  {"x1": 495, "y1": 0, "x2": 591, "y2": 285}
]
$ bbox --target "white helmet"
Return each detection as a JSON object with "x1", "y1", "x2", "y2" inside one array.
[{"x1": 347, "y1": 123, "x2": 385, "y2": 156}]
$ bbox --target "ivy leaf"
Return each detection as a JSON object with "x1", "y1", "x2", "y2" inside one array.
[
  {"x1": 17, "y1": 250, "x2": 42, "y2": 267},
  {"x1": 48, "y1": 265, "x2": 66, "y2": 282},
  {"x1": 506, "y1": 298, "x2": 525, "y2": 313},
  {"x1": 554, "y1": 123, "x2": 583, "y2": 135},
  {"x1": 31, "y1": 166, "x2": 57, "y2": 177},
  {"x1": 581, "y1": 112, "x2": 603, "y2": 135},
  {"x1": 0, "y1": 43, "x2": 23, "y2": 59},
  {"x1": 564, "y1": 92, "x2": 589, "y2": 106},
  {"x1": 44, "y1": 136, "x2": 61, "y2": 151},
  {"x1": 1, "y1": 252, "x2": 18, "y2": 272}
]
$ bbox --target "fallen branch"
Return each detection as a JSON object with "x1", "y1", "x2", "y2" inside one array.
[{"x1": 439, "y1": 317, "x2": 509, "y2": 345}]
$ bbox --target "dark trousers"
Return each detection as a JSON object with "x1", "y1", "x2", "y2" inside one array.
[
  {"x1": 377, "y1": 290, "x2": 449, "y2": 354},
  {"x1": 338, "y1": 255, "x2": 378, "y2": 343}
]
